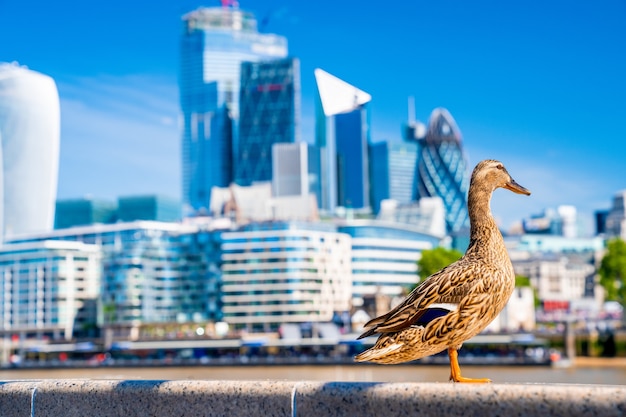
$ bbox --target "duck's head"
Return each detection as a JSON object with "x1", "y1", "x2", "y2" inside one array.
[{"x1": 471, "y1": 159, "x2": 531, "y2": 195}]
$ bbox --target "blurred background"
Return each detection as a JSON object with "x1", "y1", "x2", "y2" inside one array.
[{"x1": 0, "y1": 0, "x2": 625, "y2": 384}]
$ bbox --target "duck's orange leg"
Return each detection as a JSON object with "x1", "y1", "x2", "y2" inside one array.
[{"x1": 448, "y1": 347, "x2": 491, "y2": 383}]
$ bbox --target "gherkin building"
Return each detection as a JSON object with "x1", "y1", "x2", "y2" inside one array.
[{"x1": 414, "y1": 108, "x2": 470, "y2": 234}]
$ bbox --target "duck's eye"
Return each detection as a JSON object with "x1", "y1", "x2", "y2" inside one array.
[{"x1": 496, "y1": 164, "x2": 503, "y2": 170}]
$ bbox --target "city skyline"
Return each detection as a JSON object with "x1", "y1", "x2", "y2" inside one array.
[{"x1": 0, "y1": 1, "x2": 625, "y2": 233}]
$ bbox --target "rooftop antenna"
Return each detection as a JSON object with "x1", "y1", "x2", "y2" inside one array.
[{"x1": 408, "y1": 96, "x2": 416, "y2": 124}]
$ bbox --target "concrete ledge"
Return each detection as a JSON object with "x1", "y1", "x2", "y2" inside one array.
[
  {"x1": 1, "y1": 380, "x2": 625, "y2": 417},
  {"x1": 294, "y1": 382, "x2": 626, "y2": 417},
  {"x1": 0, "y1": 381, "x2": 38, "y2": 417}
]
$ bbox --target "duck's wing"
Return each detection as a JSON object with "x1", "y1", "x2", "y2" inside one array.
[{"x1": 358, "y1": 260, "x2": 481, "y2": 338}]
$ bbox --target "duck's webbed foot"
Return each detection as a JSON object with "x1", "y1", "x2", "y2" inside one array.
[{"x1": 448, "y1": 347, "x2": 492, "y2": 383}]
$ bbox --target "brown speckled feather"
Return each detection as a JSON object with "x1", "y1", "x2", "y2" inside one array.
[{"x1": 355, "y1": 160, "x2": 530, "y2": 365}]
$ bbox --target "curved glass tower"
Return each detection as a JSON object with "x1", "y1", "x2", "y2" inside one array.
[
  {"x1": 0, "y1": 63, "x2": 60, "y2": 240},
  {"x1": 414, "y1": 108, "x2": 469, "y2": 233}
]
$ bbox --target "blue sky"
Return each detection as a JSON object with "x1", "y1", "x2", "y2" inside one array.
[{"x1": 1, "y1": 0, "x2": 625, "y2": 233}]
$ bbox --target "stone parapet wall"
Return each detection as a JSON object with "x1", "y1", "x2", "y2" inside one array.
[{"x1": 0, "y1": 380, "x2": 624, "y2": 416}]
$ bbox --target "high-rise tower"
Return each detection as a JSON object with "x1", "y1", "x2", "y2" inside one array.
[
  {"x1": 236, "y1": 57, "x2": 300, "y2": 185},
  {"x1": 179, "y1": 4, "x2": 287, "y2": 215},
  {"x1": 315, "y1": 69, "x2": 371, "y2": 213},
  {"x1": 0, "y1": 63, "x2": 60, "y2": 240},
  {"x1": 369, "y1": 140, "x2": 418, "y2": 214},
  {"x1": 411, "y1": 108, "x2": 469, "y2": 233}
]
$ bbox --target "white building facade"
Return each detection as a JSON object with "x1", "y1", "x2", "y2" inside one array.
[
  {"x1": 0, "y1": 240, "x2": 101, "y2": 340},
  {"x1": 0, "y1": 63, "x2": 60, "y2": 240},
  {"x1": 220, "y1": 223, "x2": 352, "y2": 331}
]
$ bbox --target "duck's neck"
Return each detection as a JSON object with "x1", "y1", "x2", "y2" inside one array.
[{"x1": 467, "y1": 185, "x2": 503, "y2": 255}]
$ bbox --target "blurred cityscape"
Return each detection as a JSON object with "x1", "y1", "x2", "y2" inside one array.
[{"x1": 0, "y1": 2, "x2": 624, "y2": 369}]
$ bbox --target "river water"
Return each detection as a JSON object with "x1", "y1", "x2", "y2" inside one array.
[{"x1": 1, "y1": 363, "x2": 625, "y2": 385}]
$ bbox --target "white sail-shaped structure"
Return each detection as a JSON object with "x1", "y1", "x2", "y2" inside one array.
[{"x1": 0, "y1": 63, "x2": 60, "y2": 240}]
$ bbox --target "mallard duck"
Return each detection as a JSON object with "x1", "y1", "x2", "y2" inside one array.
[{"x1": 355, "y1": 159, "x2": 531, "y2": 382}]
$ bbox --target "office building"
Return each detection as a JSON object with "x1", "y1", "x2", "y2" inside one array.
[
  {"x1": 180, "y1": 5, "x2": 287, "y2": 215},
  {"x1": 117, "y1": 195, "x2": 181, "y2": 223},
  {"x1": 595, "y1": 209, "x2": 609, "y2": 235},
  {"x1": 55, "y1": 198, "x2": 117, "y2": 229},
  {"x1": 220, "y1": 222, "x2": 352, "y2": 331},
  {"x1": 411, "y1": 108, "x2": 470, "y2": 234},
  {"x1": 5, "y1": 221, "x2": 222, "y2": 339},
  {"x1": 100, "y1": 223, "x2": 215, "y2": 326},
  {"x1": 0, "y1": 63, "x2": 60, "y2": 240},
  {"x1": 55, "y1": 195, "x2": 180, "y2": 229},
  {"x1": 0, "y1": 240, "x2": 101, "y2": 341},
  {"x1": 522, "y1": 205, "x2": 579, "y2": 238},
  {"x1": 338, "y1": 221, "x2": 441, "y2": 301},
  {"x1": 236, "y1": 58, "x2": 300, "y2": 185},
  {"x1": 605, "y1": 190, "x2": 626, "y2": 240},
  {"x1": 513, "y1": 255, "x2": 597, "y2": 322},
  {"x1": 272, "y1": 142, "x2": 319, "y2": 199},
  {"x1": 315, "y1": 69, "x2": 371, "y2": 212},
  {"x1": 369, "y1": 140, "x2": 418, "y2": 214}
]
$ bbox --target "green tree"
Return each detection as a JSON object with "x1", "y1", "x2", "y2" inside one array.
[
  {"x1": 416, "y1": 247, "x2": 463, "y2": 285},
  {"x1": 599, "y1": 238, "x2": 626, "y2": 304},
  {"x1": 515, "y1": 275, "x2": 540, "y2": 308},
  {"x1": 515, "y1": 275, "x2": 531, "y2": 287}
]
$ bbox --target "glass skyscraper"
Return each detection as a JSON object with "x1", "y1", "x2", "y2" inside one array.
[
  {"x1": 369, "y1": 140, "x2": 418, "y2": 214},
  {"x1": 412, "y1": 108, "x2": 470, "y2": 233},
  {"x1": 0, "y1": 63, "x2": 60, "y2": 240},
  {"x1": 180, "y1": 5, "x2": 287, "y2": 215},
  {"x1": 315, "y1": 69, "x2": 371, "y2": 212},
  {"x1": 236, "y1": 57, "x2": 300, "y2": 185}
]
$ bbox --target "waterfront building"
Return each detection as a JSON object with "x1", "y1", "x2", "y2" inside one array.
[
  {"x1": 369, "y1": 140, "x2": 418, "y2": 214},
  {"x1": 412, "y1": 108, "x2": 470, "y2": 234},
  {"x1": 5, "y1": 221, "x2": 222, "y2": 339},
  {"x1": 99, "y1": 223, "x2": 216, "y2": 327},
  {"x1": 180, "y1": 5, "x2": 287, "y2": 215},
  {"x1": 605, "y1": 190, "x2": 626, "y2": 240},
  {"x1": 55, "y1": 198, "x2": 117, "y2": 229},
  {"x1": 236, "y1": 58, "x2": 300, "y2": 185},
  {"x1": 0, "y1": 63, "x2": 60, "y2": 240},
  {"x1": 314, "y1": 69, "x2": 371, "y2": 213},
  {"x1": 513, "y1": 255, "x2": 598, "y2": 322},
  {"x1": 0, "y1": 240, "x2": 101, "y2": 341},
  {"x1": 117, "y1": 195, "x2": 181, "y2": 223},
  {"x1": 337, "y1": 221, "x2": 441, "y2": 302},
  {"x1": 272, "y1": 142, "x2": 320, "y2": 200},
  {"x1": 219, "y1": 222, "x2": 352, "y2": 332}
]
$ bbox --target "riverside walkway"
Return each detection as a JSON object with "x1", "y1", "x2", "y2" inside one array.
[{"x1": 1, "y1": 379, "x2": 625, "y2": 416}]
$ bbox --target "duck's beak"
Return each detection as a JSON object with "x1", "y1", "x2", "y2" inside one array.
[{"x1": 504, "y1": 179, "x2": 531, "y2": 195}]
